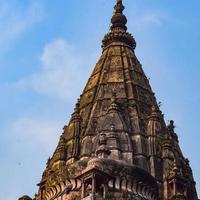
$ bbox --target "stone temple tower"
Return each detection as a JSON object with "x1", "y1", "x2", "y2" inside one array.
[{"x1": 20, "y1": 1, "x2": 199, "y2": 200}]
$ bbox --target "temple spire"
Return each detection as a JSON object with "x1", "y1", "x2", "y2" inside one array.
[
  {"x1": 111, "y1": 0, "x2": 127, "y2": 31},
  {"x1": 30, "y1": 1, "x2": 199, "y2": 200}
]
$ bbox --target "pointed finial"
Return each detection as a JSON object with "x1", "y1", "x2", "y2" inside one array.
[
  {"x1": 111, "y1": 0, "x2": 127, "y2": 31},
  {"x1": 185, "y1": 158, "x2": 190, "y2": 166},
  {"x1": 102, "y1": 0, "x2": 136, "y2": 49},
  {"x1": 71, "y1": 98, "x2": 81, "y2": 120},
  {"x1": 168, "y1": 120, "x2": 175, "y2": 133},
  {"x1": 74, "y1": 98, "x2": 80, "y2": 113},
  {"x1": 115, "y1": 0, "x2": 124, "y2": 13}
]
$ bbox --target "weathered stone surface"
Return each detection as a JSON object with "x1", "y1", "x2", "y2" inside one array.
[{"x1": 24, "y1": 1, "x2": 198, "y2": 200}]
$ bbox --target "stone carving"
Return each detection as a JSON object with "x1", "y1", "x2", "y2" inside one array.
[{"x1": 23, "y1": 1, "x2": 198, "y2": 200}]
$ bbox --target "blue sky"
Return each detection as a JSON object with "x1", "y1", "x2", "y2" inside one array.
[{"x1": 0, "y1": 0, "x2": 199, "y2": 199}]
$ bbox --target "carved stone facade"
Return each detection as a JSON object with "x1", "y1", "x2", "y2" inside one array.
[{"x1": 19, "y1": 1, "x2": 198, "y2": 200}]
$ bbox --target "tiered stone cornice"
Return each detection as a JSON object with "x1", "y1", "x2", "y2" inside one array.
[{"x1": 102, "y1": 29, "x2": 136, "y2": 49}]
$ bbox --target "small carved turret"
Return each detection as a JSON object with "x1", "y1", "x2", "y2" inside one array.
[
  {"x1": 66, "y1": 99, "x2": 81, "y2": 163},
  {"x1": 57, "y1": 135, "x2": 66, "y2": 160},
  {"x1": 64, "y1": 99, "x2": 81, "y2": 163},
  {"x1": 72, "y1": 99, "x2": 81, "y2": 159},
  {"x1": 168, "y1": 120, "x2": 179, "y2": 142},
  {"x1": 71, "y1": 99, "x2": 81, "y2": 121},
  {"x1": 162, "y1": 130, "x2": 174, "y2": 158},
  {"x1": 147, "y1": 105, "x2": 162, "y2": 154},
  {"x1": 168, "y1": 120, "x2": 175, "y2": 133},
  {"x1": 147, "y1": 105, "x2": 162, "y2": 178},
  {"x1": 167, "y1": 160, "x2": 188, "y2": 200}
]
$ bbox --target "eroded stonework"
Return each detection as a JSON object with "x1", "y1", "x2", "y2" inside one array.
[{"x1": 19, "y1": 1, "x2": 199, "y2": 200}]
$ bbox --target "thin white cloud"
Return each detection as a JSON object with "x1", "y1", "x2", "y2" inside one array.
[
  {"x1": 2, "y1": 38, "x2": 97, "y2": 154},
  {"x1": 18, "y1": 39, "x2": 93, "y2": 101},
  {"x1": 142, "y1": 13, "x2": 162, "y2": 26},
  {"x1": 129, "y1": 11, "x2": 166, "y2": 31},
  {"x1": 0, "y1": 0, "x2": 44, "y2": 54}
]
